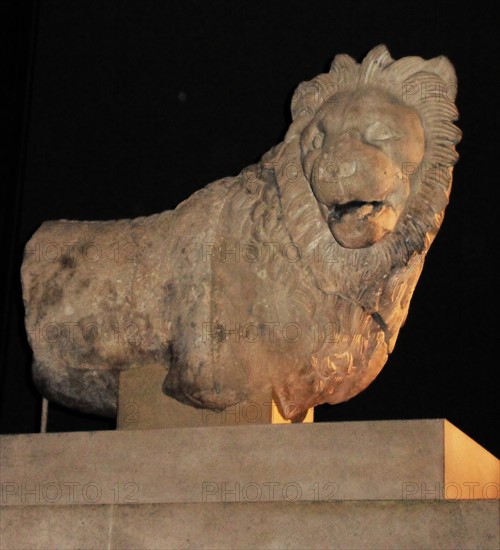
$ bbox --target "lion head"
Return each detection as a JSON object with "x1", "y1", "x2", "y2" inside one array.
[
  {"x1": 301, "y1": 87, "x2": 425, "y2": 248},
  {"x1": 268, "y1": 45, "x2": 461, "y2": 255}
]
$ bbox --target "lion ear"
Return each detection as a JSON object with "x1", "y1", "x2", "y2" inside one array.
[
  {"x1": 290, "y1": 73, "x2": 338, "y2": 121},
  {"x1": 423, "y1": 56, "x2": 458, "y2": 100}
]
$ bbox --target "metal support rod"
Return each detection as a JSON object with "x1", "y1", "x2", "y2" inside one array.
[{"x1": 40, "y1": 397, "x2": 48, "y2": 433}]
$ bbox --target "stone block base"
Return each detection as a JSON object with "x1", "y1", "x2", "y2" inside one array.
[
  {"x1": 1, "y1": 420, "x2": 498, "y2": 549},
  {"x1": 1, "y1": 500, "x2": 498, "y2": 549}
]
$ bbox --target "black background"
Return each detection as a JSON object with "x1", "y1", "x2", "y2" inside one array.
[{"x1": 2, "y1": 0, "x2": 498, "y2": 457}]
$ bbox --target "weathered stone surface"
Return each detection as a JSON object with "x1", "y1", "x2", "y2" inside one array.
[
  {"x1": 21, "y1": 45, "x2": 461, "y2": 420},
  {"x1": 1, "y1": 501, "x2": 498, "y2": 550},
  {"x1": 2, "y1": 421, "x2": 497, "y2": 548},
  {"x1": 2, "y1": 420, "x2": 497, "y2": 506}
]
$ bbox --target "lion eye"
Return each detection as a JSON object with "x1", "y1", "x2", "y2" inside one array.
[
  {"x1": 366, "y1": 122, "x2": 398, "y2": 143},
  {"x1": 312, "y1": 132, "x2": 324, "y2": 149}
]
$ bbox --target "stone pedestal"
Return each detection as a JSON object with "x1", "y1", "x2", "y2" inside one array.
[
  {"x1": 117, "y1": 363, "x2": 314, "y2": 428},
  {"x1": 1, "y1": 420, "x2": 498, "y2": 549}
]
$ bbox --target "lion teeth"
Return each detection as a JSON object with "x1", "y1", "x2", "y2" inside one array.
[
  {"x1": 356, "y1": 204, "x2": 374, "y2": 218},
  {"x1": 330, "y1": 200, "x2": 383, "y2": 221}
]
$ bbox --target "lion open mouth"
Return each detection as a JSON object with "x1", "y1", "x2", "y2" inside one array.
[
  {"x1": 326, "y1": 200, "x2": 396, "y2": 249},
  {"x1": 328, "y1": 200, "x2": 385, "y2": 223}
]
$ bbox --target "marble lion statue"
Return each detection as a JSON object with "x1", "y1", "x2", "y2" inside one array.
[{"x1": 22, "y1": 45, "x2": 461, "y2": 422}]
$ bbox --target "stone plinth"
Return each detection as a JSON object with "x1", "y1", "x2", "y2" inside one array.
[
  {"x1": 1, "y1": 420, "x2": 498, "y2": 549},
  {"x1": 2, "y1": 420, "x2": 497, "y2": 505},
  {"x1": 1, "y1": 500, "x2": 498, "y2": 550}
]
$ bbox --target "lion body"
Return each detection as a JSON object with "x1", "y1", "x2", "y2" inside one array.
[{"x1": 21, "y1": 46, "x2": 461, "y2": 421}]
